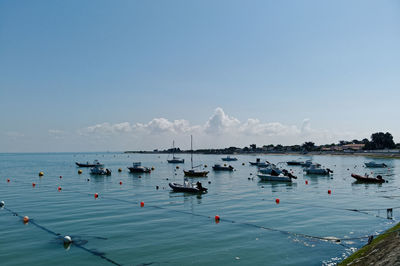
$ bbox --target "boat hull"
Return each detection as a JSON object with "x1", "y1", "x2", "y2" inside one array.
[
  {"x1": 351, "y1": 174, "x2": 385, "y2": 183},
  {"x1": 169, "y1": 183, "x2": 207, "y2": 193},
  {"x1": 257, "y1": 174, "x2": 292, "y2": 182},
  {"x1": 212, "y1": 166, "x2": 234, "y2": 171},
  {"x1": 364, "y1": 163, "x2": 387, "y2": 168},
  {"x1": 76, "y1": 162, "x2": 104, "y2": 168},
  {"x1": 183, "y1": 170, "x2": 209, "y2": 177},
  {"x1": 128, "y1": 167, "x2": 151, "y2": 173},
  {"x1": 167, "y1": 159, "x2": 185, "y2": 164}
]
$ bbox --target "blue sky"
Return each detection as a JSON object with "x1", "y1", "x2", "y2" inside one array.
[{"x1": 1, "y1": 0, "x2": 399, "y2": 152}]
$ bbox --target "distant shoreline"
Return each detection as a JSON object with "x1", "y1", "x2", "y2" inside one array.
[{"x1": 124, "y1": 150, "x2": 400, "y2": 159}]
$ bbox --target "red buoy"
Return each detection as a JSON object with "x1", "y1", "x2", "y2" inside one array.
[
  {"x1": 215, "y1": 215, "x2": 220, "y2": 223},
  {"x1": 23, "y1": 216, "x2": 29, "y2": 223},
  {"x1": 305, "y1": 180, "x2": 308, "y2": 185},
  {"x1": 275, "y1": 198, "x2": 280, "y2": 204},
  {"x1": 58, "y1": 186, "x2": 62, "y2": 191},
  {"x1": 94, "y1": 193, "x2": 99, "y2": 199},
  {"x1": 328, "y1": 189, "x2": 331, "y2": 194},
  {"x1": 7, "y1": 179, "x2": 10, "y2": 183},
  {"x1": 32, "y1": 183, "x2": 36, "y2": 187},
  {"x1": 119, "y1": 181, "x2": 122, "y2": 185},
  {"x1": 140, "y1": 201, "x2": 144, "y2": 207}
]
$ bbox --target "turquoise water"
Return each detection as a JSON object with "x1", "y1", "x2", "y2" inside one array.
[{"x1": 0, "y1": 153, "x2": 399, "y2": 265}]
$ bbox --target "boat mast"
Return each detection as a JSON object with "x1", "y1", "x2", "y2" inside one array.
[
  {"x1": 172, "y1": 140, "x2": 175, "y2": 158},
  {"x1": 191, "y1": 135, "x2": 193, "y2": 169}
]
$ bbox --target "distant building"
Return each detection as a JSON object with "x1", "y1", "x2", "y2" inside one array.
[{"x1": 342, "y1": 144, "x2": 365, "y2": 150}]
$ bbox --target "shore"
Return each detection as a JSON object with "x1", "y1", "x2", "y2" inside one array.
[
  {"x1": 124, "y1": 150, "x2": 400, "y2": 159},
  {"x1": 339, "y1": 222, "x2": 400, "y2": 265}
]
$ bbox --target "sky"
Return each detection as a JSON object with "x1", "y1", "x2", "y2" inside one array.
[{"x1": 0, "y1": 0, "x2": 399, "y2": 152}]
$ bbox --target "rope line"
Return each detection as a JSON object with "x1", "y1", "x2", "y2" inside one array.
[{"x1": 2, "y1": 207, "x2": 122, "y2": 266}]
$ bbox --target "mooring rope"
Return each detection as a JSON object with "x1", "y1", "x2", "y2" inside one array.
[{"x1": 1, "y1": 206, "x2": 122, "y2": 266}]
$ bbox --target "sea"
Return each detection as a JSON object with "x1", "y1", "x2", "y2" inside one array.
[{"x1": 0, "y1": 152, "x2": 398, "y2": 266}]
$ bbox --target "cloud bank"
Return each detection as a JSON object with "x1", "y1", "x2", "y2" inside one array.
[{"x1": 74, "y1": 107, "x2": 353, "y2": 150}]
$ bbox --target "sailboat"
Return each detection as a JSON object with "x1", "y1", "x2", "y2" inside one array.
[
  {"x1": 183, "y1": 135, "x2": 209, "y2": 177},
  {"x1": 167, "y1": 140, "x2": 184, "y2": 163}
]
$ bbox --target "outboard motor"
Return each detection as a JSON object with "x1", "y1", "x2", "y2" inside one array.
[{"x1": 327, "y1": 168, "x2": 333, "y2": 173}]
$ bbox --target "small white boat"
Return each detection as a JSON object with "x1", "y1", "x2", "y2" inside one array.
[
  {"x1": 303, "y1": 164, "x2": 332, "y2": 175},
  {"x1": 167, "y1": 140, "x2": 184, "y2": 163},
  {"x1": 257, "y1": 173, "x2": 292, "y2": 182},
  {"x1": 258, "y1": 165, "x2": 282, "y2": 175},
  {"x1": 128, "y1": 162, "x2": 151, "y2": 173},
  {"x1": 221, "y1": 156, "x2": 238, "y2": 161},
  {"x1": 90, "y1": 166, "x2": 111, "y2": 175},
  {"x1": 364, "y1": 162, "x2": 387, "y2": 168}
]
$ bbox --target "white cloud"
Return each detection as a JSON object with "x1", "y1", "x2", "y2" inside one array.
[{"x1": 76, "y1": 107, "x2": 356, "y2": 149}]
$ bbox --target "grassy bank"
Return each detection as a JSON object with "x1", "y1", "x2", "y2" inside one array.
[{"x1": 339, "y1": 222, "x2": 400, "y2": 265}]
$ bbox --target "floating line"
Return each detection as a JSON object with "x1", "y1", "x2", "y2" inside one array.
[{"x1": 1, "y1": 206, "x2": 122, "y2": 266}]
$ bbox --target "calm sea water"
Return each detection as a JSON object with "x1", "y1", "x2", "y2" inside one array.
[{"x1": 0, "y1": 152, "x2": 399, "y2": 266}]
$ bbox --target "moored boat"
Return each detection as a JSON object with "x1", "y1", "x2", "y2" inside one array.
[
  {"x1": 90, "y1": 166, "x2": 111, "y2": 175},
  {"x1": 364, "y1": 162, "x2": 387, "y2": 168},
  {"x1": 351, "y1": 173, "x2": 385, "y2": 183},
  {"x1": 169, "y1": 179, "x2": 208, "y2": 193},
  {"x1": 76, "y1": 160, "x2": 104, "y2": 168},
  {"x1": 212, "y1": 164, "x2": 234, "y2": 171},
  {"x1": 303, "y1": 164, "x2": 332, "y2": 175},
  {"x1": 167, "y1": 140, "x2": 184, "y2": 163},
  {"x1": 184, "y1": 135, "x2": 209, "y2": 177},
  {"x1": 249, "y1": 158, "x2": 261, "y2": 165},
  {"x1": 300, "y1": 160, "x2": 313, "y2": 167},
  {"x1": 127, "y1": 162, "x2": 151, "y2": 173},
  {"x1": 286, "y1": 160, "x2": 304, "y2": 166},
  {"x1": 257, "y1": 173, "x2": 293, "y2": 182},
  {"x1": 221, "y1": 156, "x2": 237, "y2": 161}
]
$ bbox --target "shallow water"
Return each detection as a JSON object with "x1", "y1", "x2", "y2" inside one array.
[{"x1": 0, "y1": 153, "x2": 399, "y2": 265}]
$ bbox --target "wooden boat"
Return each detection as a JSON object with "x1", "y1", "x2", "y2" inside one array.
[
  {"x1": 184, "y1": 135, "x2": 209, "y2": 177},
  {"x1": 221, "y1": 156, "x2": 237, "y2": 161},
  {"x1": 169, "y1": 181, "x2": 207, "y2": 193},
  {"x1": 351, "y1": 173, "x2": 385, "y2": 183},
  {"x1": 167, "y1": 141, "x2": 184, "y2": 163},
  {"x1": 212, "y1": 164, "x2": 234, "y2": 171},
  {"x1": 76, "y1": 160, "x2": 104, "y2": 168},
  {"x1": 127, "y1": 162, "x2": 151, "y2": 173},
  {"x1": 364, "y1": 162, "x2": 387, "y2": 168},
  {"x1": 90, "y1": 166, "x2": 111, "y2": 175}
]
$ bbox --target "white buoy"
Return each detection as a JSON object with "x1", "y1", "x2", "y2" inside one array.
[
  {"x1": 0, "y1": 201, "x2": 4, "y2": 207},
  {"x1": 64, "y1": 235, "x2": 72, "y2": 244}
]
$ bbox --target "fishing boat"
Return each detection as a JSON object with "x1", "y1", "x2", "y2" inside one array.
[
  {"x1": 221, "y1": 156, "x2": 237, "y2": 161},
  {"x1": 75, "y1": 160, "x2": 104, "y2": 168},
  {"x1": 351, "y1": 173, "x2": 385, "y2": 183},
  {"x1": 212, "y1": 164, "x2": 234, "y2": 171},
  {"x1": 364, "y1": 162, "x2": 387, "y2": 168},
  {"x1": 303, "y1": 164, "x2": 333, "y2": 175},
  {"x1": 90, "y1": 166, "x2": 111, "y2": 175},
  {"x1": 184, "y1": 135, "x2": 209, "y2": 177},
  {"x1": 169, "y1": 179, "x2": 208, "y2": 193},
  {"x1": 127, "y1": 162, "x2": 151, "y2": 173},
  {"x1": 167, "y1": 140, "x2": 184, "y2": 164}
]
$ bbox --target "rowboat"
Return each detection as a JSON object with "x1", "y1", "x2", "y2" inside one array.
[{"x1": 351, "y1": 173, "x2": 385, "y2": 183}]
